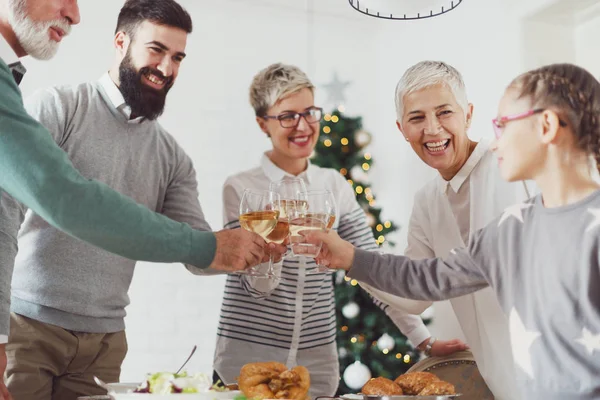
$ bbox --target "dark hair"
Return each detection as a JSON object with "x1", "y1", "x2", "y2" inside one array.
[
  {"x1": 511, "y1": 63, "x2": 600, "y2": 168},
  {"x1": 115, "y1": 0, "x2": 193, "y2": 36}
]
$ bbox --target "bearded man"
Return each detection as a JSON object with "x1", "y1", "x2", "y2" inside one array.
[{"x1": 0, "y1": 1, "x2": 223, "y2": 399}]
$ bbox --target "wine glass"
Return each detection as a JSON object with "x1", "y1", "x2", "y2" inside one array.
[
  {"x1": 269, "y1": 178, "x2": 309, "y2": 257},
  {"x1": 269, "y1": 178, "x2": 308, "y2": 217},
  {"x1": 288, "y1": 190, "x2": 336, "y2": 273},
  {"x1": 306, "y1": 190, "x2": 337, "y2": 274},
  {"x1": 239, "y1": 189, "x2": 281, "y2": 277}
]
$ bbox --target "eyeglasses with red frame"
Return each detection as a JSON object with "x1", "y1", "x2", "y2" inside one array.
[{"x1": 492, "y1": 108, "x2": 567, "y2": 138}]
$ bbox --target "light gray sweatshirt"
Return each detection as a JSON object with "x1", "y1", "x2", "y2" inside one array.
[{"x1": 349, "y1": 191, "x2": 600, "y2": 400}]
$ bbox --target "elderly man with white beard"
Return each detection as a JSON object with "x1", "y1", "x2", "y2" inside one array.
[{"x1": 0, "y1": 1, "x2": 277, "y2": 399}]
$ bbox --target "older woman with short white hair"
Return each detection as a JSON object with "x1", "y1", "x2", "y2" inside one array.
[{"x1": 362, "y1": 60, "x2": 532, "y2": 400}]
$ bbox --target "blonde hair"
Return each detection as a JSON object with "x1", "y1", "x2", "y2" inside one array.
[
  {"x1": 249, "y1": 63, "x2": 314, "y2": 117},
  {"x1": 394, "y1": 61, "x2": 468, "y2": 121}
]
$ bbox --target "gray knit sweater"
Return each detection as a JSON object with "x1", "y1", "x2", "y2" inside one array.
[{"x1": 2, "y1": 77, "x2": 211, "y2": 333}]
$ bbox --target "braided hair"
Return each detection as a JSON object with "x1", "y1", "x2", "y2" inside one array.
[{"x1": 510, "y1": 64, "x2": 600, "y2": 169}]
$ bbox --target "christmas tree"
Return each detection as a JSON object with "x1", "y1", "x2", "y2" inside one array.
[{"x1": 311, "y1": 108, "x2": 428, "y2": 394}]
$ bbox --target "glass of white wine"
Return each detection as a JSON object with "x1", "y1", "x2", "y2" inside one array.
[
  {"x1": 239, "y1": 189, "x2": 281, "y2": 277},
  {"x1": 288, "y1": 190, "x2": 336, "y2": 269},
  {"x1": 305, "y1": 190, "x2": 337, "y2": 274},
  {"x1": 269, "y1": 178, "x2": 309, "y2": 255}
]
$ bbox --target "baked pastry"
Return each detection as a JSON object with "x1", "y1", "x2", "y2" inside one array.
[
  {"x1": 394, "y1": 371, "x2": 439, "y2": 395},
  {"x1": 361, "y1": 377, "x2": 403, "y2": 396},
  {"x1": 238, "y1": 362, "x2": 310, "y2": 400},
  {"x1": 418, "y1": 380, "x2": 456, "y2": 396},
  {"x1": 271, "y1": 366, "x2": 310, "y2": 400}
]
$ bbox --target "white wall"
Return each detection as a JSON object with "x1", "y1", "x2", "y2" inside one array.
[
  {"x1": 518, "y1": 0, "x2": 600, "y2": 72},
  {"x1": 16, "y1": 0, "x2": 577, "y2": 382},
  {"x1": 575, "y1": 10, "x2": 600, "y2": 75}
]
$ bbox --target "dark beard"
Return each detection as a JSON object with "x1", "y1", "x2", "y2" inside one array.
[{"x1": 118, "y1": 52, "x2": 174, "y2": 120}]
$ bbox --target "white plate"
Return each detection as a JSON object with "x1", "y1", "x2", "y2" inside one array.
[
  {"x1": 110, "y1": 390, "x2": 242, "y2": 400},
  {"x1": 106, "y1": 382, "x2": 140, "y2": 394}
]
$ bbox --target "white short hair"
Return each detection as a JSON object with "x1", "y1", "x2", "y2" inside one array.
[
  {"x1": 394, "y1": 61, "x2": 468, "y2": 122},
  {"x1": 249, "y1": 63, "x2": 314, "y2": 117}
]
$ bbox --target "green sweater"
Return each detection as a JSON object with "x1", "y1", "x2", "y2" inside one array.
[{"x1": 0, "y1": 58, "x2": 216, "y2": 268}]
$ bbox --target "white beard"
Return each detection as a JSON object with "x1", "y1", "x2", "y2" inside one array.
[{"x1": 7, "y1": 0, "x2": 71, "y2": 60}]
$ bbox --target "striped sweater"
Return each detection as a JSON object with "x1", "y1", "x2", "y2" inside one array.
[{"x1": 212, "y1": 155, "x2": 406, "y2": 397}]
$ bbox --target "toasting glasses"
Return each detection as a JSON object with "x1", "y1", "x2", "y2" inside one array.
[{"x1": 268, "y1": 179, "x2": 336, "y2": 274}]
